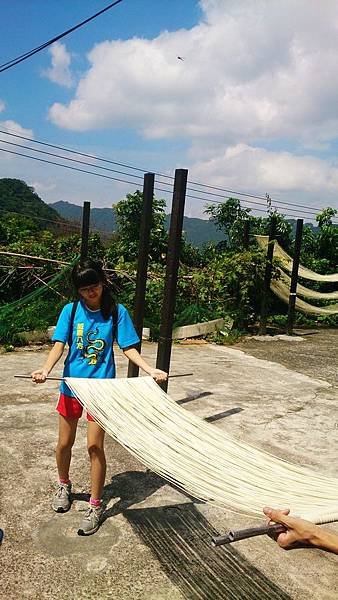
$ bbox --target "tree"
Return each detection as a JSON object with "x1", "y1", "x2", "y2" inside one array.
[
  {"x1": 204, "y1": 198, "x2": 251, "y2": 250},
  {"x1": 316, "y1": 207, "x2": 337, "y2": 228},
  {"x1": 205, "y1": 198, "x2": 294, "y2": 251},
  {"x1": 112, "y1": 190, "x2": 168, "y2": 263},
  {"x1": 0, "y1": 178, "x2": 64, "y2": 231},
  {"x1": 315, "y1": 208, "x2": 338, "y2": 268},
  {"x1": 250, "y1": 212, "x2": 293, "y2": 251}
]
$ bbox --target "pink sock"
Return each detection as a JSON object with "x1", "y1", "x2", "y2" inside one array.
[
  {"x1": 59, "y1": 477, "x2": 70, "y2": 485},
  {"x1": 90, "y1": 498, "x2": 101, "y2": 507}
]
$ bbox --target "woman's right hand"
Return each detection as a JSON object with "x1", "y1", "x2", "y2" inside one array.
[{"x1": 31, "y1": 369, "x2": 49, "y2": 383}]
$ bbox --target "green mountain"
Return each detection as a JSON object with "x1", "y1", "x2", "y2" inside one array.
[
  {"x1": 0, "y1": 178, "x2": 64, "y2": 229},
  {"x1": 50, "y1": 200, "x2": 226, "y2": 247},
  {"x1": 51, "y1": 201, "x2": 116, "y2": 235}
]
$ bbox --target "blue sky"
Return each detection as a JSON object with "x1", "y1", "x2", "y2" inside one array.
[
  {"x1": 1, "y1": 1, "x2": 201, "y2": 141},
  {"x1": 1, "y1": 0, "x2": 338, "y2": 222}
]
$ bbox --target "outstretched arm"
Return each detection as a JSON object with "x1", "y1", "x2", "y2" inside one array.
[
  {"x1": 31, "y1": 341, "x2": 65, "y2": 383},
  {"x1": 123, "y1": 347, "x2": 167, "y2": 383},
  {"x1": 263, "y1": 507, "x2": 338, "y2": 554}
]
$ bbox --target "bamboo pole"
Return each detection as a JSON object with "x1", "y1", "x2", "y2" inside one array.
[{"x1": 0, "y1": 251, "x2": 68, "y2": 265}]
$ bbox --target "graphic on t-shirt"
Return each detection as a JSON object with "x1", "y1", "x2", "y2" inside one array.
[
  {"x1": 76, "y1": 323, "x2": 84, "y2": 350},
  {"x1": 52, "y1": 302, "x2": 140, "y2": 397},
  {"x1": 82, "y1": 327, "x2": 105, "y2": 365}
]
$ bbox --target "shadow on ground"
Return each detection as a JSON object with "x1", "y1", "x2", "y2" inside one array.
[
  {"x1": 125, "y1": 503, "x2": 291, "y2": 600},
  {"x1": 96, "y1": 471, "x2": 291, "y2": 600}
]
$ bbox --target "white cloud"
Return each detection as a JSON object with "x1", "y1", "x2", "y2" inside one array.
[
  {"x1": 187, "y1": 144, "x2": 338, "y2": 218},
  {"x1": 48, "y1": 0, "x2": 338, "y2": 149},
  {"x1": 43, "y1": 42, "x2": 73, "y2": 88},
  {"x1": 0, "y1": 120, "x2": 34, "y2": 139},
  {"x1": 1, "y1": 0, "x2": 335, "y2": 218},
  {"x1": 30, "y1": 181, "x2": 57, "y2": 195}
]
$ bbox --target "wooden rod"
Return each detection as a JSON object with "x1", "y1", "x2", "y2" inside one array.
[
  {"x1": 212, "y1": 523, "x2": 286, "y2": 546},
  {"x1": 0, "y1": 251, "x2": 69, "y2": 265},
  {"x1": 14, "y1": 373, "x2": 193, "y2": 381}
]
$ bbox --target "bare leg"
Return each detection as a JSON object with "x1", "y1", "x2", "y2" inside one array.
[
  {"x1": 87, "y1": 421, "x2": 106, "y2": 500},
  {"x1": 56, "y1": 415, "x2": 78, "y2": 480}
]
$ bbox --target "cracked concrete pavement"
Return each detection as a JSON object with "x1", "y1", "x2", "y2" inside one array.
[{"x1": 1, "y1": 329, "x2": 337, "y2": 599}]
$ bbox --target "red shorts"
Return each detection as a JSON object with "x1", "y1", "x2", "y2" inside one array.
[{"x1": 56, "y1": 392, "x2": 95, "y2": 422}]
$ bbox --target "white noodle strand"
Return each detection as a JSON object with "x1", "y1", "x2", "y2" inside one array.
[{"x1": 65, "y1": 376, "x2": 338, "y2": 524}]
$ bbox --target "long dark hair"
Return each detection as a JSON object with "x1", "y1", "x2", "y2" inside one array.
[{"x1": 71, "y1": 259, "x2": 116, "y2": 320}]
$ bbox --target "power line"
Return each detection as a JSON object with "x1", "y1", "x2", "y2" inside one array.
[
  {"x1": 0, "y1": 207, "x2": 80, "y2": 229},
  {"x1": 0, "y1": 207, "x2": 116, "y2": 236},
  {"x1": 2, "y1": 145, "x2": 335, "y2": 223},
  {"x1": 186, "y1": 183, "x2": 325, "y2": 213},
  {"x1": 200, "y1": 197, "x2": 326, "y2": 221},
  {"x1": 0, "y1": 129, "x2": 172, "y2": 178},
  {"x1": 0, "y1": 1, "x2": 124, "y2": 74},
  {"x1": 0, "y1": 135, "x2": 326, "y2": 216},
  {"x1": 0, "y1": 146, "x2": 152, "y2": 188},
  {"x1": 189, "y1": 195, "x2": 318, "y2": 220},
  {"x1": 0, "y1": 145, "x2": 173, "y2": 196},
  {"x1": 0, "y1": 138, "x2": 147, "y2": 183},
  {"x1": 0, "y1": 128, "x2": 333, "y2": 214},
  {"x1": 0, "y1": 130, "x2": 328, "y2": 214},
  {"x1": 185, "y1": 187, "x2": 320, "y2": 217},
  {"x1": 0, "y1": 145, "x2": 330, "y2": 223},
  {"x1": 0, "y1": 141, "x2": 328, "y2": 219}
]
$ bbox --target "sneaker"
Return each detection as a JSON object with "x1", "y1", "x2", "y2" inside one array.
[
  {"x1": 52, "y1": 482, "x2": 72, "y2": 513},
  {"x1": 77, "y1": 505, "x2": 103, "y2": 536}
]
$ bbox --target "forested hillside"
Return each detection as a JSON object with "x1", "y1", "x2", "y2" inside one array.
[
  {"x1": 0, "y1": 178, "x2": 337, "y2": 347},
  {"x1": 0, "y1": 179, "x2": 64, "y2": 229},
  {"x1": 50, "y1": 200, "x2": 226, "y2": 246}
]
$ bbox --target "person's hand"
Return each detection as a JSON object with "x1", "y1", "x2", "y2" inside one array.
[
  {"x1": 148, "y1": 368, "x2": 168, "y2": 383},
  {"x1": 31, "y1": 369, "x2": 49, "y2": 384},
  {"x1": 263, "y1": 507, "x2": 320, "y2": 549}
]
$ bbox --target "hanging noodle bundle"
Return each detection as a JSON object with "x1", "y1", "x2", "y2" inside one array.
[
  {"x1": 255, "y1": 235, "x2": 338, "y2": 315},
  {"x1": 256, "y1": 235, "x2": 338, "y2": 283},
  {"x1": 66, "y1": 376, "x2": 338, "y2": 524}
]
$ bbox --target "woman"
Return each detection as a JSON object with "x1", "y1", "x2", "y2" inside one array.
[{"x1": 32, "y1": 259, "x2": 167, "y2": 536}]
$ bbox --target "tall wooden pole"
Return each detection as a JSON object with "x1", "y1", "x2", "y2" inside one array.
[
  {"x1": 287, "y1": 219, "x2": 303, "y2": 335},
  {"x1": 128, "y1": 173, "x2": 155, "y2": 377},
  {"x1": 80, "y1": 201, "x2": 91, "y2": 260},
  {"x1": 259, "y1": 216, "x2": 277, "y2": 334},
  {"x1": 243, "y1": 220, "x2": 250, "y2": 249},
  {"x1": 156, "y1": 169, "x2": 188, "y2": 391}
]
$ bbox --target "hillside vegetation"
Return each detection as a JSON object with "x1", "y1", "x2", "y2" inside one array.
[
  {"x1": 49, "y1": 200, "x2": 226, "y2": 247},
  {"x1": 0, "y1": 178, "x2": 337, "y2": 346},
  {"x1": 0, "y1": 179, "x2": 64, "y2": 229}
]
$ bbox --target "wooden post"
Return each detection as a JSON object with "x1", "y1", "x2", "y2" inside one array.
[
  {"x1": 287, "y1": 219, "x2": 303, "y2": 335},
  {"x1": 156, "y1": 169, "x2": 188, "y2": 392},
  {"x1": 80, "y1": 201, "x2": 91, "y2": 260},
  {"x1": 259, "y1": 216, "x2": 277, "y2": 334},
  {"x1": 128, "y1": 173, "x2": 155, "y2": 377},
  {"x1": 243, "y1": 220, "x2": 250, "y2": 249}
]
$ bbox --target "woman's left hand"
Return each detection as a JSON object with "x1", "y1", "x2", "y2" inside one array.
[{"x1": 148, "y1": 368, "x2": 168, "y2": 383}]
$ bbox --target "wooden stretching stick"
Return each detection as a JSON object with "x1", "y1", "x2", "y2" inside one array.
[
  {"x1": 212, "y1": 523, "x2": 286, "y2": 546},
  {"x1": 14, "y1": 373, "x2": 193, "y2": 381}
]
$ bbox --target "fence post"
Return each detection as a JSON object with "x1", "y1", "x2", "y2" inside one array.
[
  {"x1": 80, "y1": 201, "x2": 91, "y2": 260},
  {"x1": 128, "y1": 173, "x2": 155, "y2": 377},
  {"x1": 259, "y1": 216, "x2": 277, "y2": 334},
  {"x1": 286, "y1": 219, "x2": 303, "y2": 335},
  {"x1": 156, "y1": 168, "x2": 188, "y2": 392}
]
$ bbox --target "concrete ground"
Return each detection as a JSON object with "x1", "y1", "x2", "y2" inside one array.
[{"x1": 1, "y1": 329, "x2": 338, "y2": 600}]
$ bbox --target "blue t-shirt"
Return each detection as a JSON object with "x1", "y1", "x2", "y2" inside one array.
[{"x1": 52, "y1": 301, "x2": 139, "y2": 396}]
